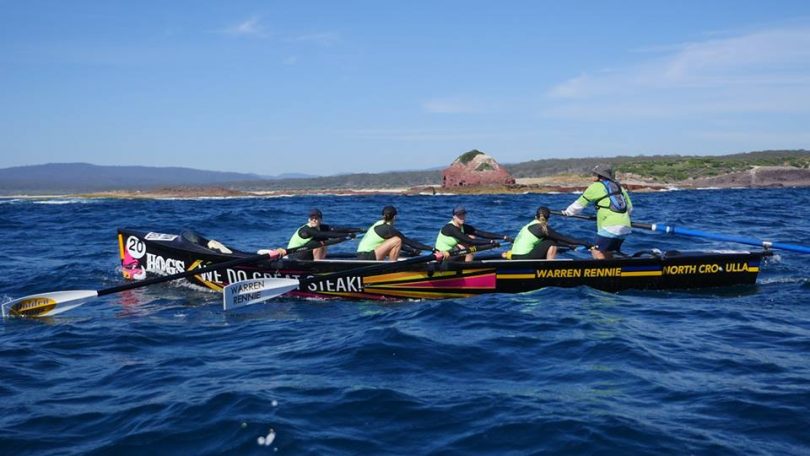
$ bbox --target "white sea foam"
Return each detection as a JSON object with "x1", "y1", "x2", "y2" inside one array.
[
  {"x1": 758, "y1": 276, "x2": 807, "y2": 285},
  {"x1": 33, "y1": 198, "x2": 94, "y2": 205},
  {"x1": 155, "y1": 196, "x2": 259, "y2": 201}
]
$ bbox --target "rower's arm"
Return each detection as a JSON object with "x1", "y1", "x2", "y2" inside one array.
[
  {"x1": 378, "y1": 224, "x2": 434, "y2": 251},
  {"x1": 300, "y1": 226, "x2": 351, "y2": 241},
  {"x1": 402, "y1": 236, "x2": 435, "y2": 252},
  {"x1": 444, "y1": 224, "x2": 495, "y2": 246},
  {"x1": 563, "y1": 182, "x2": 600, "y2": 215},
  {"x1": 545, "y1": 226, "x2": 589, "y2": 246},
  {"x1": 324, "y1": 224, "x2": 364, "y2": 233},
  {"x1": 464, "y1": 224, "x2": 507, "y2": 241}
]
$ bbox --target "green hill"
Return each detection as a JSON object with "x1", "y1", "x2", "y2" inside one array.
[{"x1": 235, "y1": 149, "x2": 810, "y2": 190}]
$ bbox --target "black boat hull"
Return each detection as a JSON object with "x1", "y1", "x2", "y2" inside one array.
[{"x1": 118, "y1": 229, "x2": 764, "y2": 300}]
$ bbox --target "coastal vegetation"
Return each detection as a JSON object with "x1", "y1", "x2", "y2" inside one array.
[
  {"x1": 505, "y1": 150, "x2": 810, "y2": 180},
  {"x1": 2, "y1": 150, "x2": 808, "y2": 195},
  {"x1": 457, "y1": 149, "x2": 485, "y2": 165},
  {"x1": 616, "y1": 150, "x2": 810, "y2": 182},
  {"x1": 240, "y1": 149, "x2": 810, "y2": 190}
]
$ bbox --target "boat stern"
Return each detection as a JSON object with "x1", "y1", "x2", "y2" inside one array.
[{"x1": 118, "y1": 230, "x2": 147, "y2": 280}]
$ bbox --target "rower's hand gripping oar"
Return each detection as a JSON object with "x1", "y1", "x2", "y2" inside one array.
[
  {"x1": 1, "y1": 237, "x2": 352, "y2": 318},
  {"x1": 222, "y1": 243, "x2": 501, "y2": 310},
  {"x1": 551, "y1": 210, "x2": 810, "y2": 254}
]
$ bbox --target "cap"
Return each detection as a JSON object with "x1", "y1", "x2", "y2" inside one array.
[
  {"x1": 536, "y1": 206, "x2": 550, "y2": 219},
  {"x1": 382, "y1": 205, "x2": 397, "y2": 217},
  {"x1": 308, "y1": 208, "x2": 323, "y2": 219},
  {"x1": 452, "y1": 205, "x2": 467, "y2": 216},
  {"x1": 591, "y1": 164, "x2": 614, "y2": 180}
]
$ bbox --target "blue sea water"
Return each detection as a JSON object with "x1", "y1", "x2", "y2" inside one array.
[{"x1": 1, "y1": 189, "x2": 809, "y2": 455}]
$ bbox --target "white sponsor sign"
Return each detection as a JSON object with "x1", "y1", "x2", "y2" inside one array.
[
  {"x1": 145, "y1": 232, "x2": 178, "y2": 241},
  {"x1": 145, "y1": 253, "x2": 186, "y2": 275}
]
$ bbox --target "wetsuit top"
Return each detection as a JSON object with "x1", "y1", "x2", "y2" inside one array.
[
  {"x1": 511, "y1": 220, "x2": 589, "y2": 255},
  {"x1": 434, "y1": 222, "x2": 502, "y2": 251},
  {"x1": 357, "y1": 220, "x2": 434, "y2": 253},
  {"x1": 564, "y1": 179, "x2": 633, "y2": 239},
  {"x1": 288, "y1": 224, "x2": 360, "y2": 249}
]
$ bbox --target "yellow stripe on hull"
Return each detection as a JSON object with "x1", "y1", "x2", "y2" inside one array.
[
  {"x1": 117, "y1": 234, "x2": 125, "y2": 260},
  {"x1": 363, "y1": 269, "x2": 477, "y2": 285},
  {"x1": 363, "y1": 287, "x2": 475, "y2": 299},
  {"x1": 497, "y1": 274, "x2": 536, "y2": 279},
  {"x1": 620, "y1": 271, "x2": 663, "y2": 277}
]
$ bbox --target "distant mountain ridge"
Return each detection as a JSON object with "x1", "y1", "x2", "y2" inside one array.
[
  {"x1": 0, "y1": 163, "x2": 264, "y2": 194},
  {"x1": 2, "y1": 150, "x2": 809, "y2": 195}
]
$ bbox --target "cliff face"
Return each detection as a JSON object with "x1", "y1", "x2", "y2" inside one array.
[{"x1": 442, "y1": 150, "x2": 515, "y2": 187}]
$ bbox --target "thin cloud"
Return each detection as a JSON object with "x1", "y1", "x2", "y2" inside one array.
[
  {"x1": 545, "y1": 25, "x2": 810, "y2": 118},
  {"x1": 285, "y1": 32, "x2": 341, "y2": 46},
  {"x1": 222, "y1": 16, "x2": 268, "y2": 38}
]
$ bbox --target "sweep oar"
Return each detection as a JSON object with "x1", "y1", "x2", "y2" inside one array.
[
  {"x1": 223, "y1": 242, "x2": 501, "y2": 310},
  {"x1": 2, "y1": 236, "x2": 353, "y2": 318},
  {"x1": 552, "y1": 210, "x2": 810, "y2": 254}
]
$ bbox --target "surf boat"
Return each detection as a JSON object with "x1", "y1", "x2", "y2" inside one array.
[{"x1": 116, "y1": 228, "x2": 768, "y2": 301}]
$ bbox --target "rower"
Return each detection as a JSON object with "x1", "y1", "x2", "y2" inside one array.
[
  {"x1": 435, "y1": 206, "x2": 512, "y2": 262},
  {"x1": 561, "y1": 164, "x2": 633, "y2": 259},
  {"x1": 356, "y1": 206, "x2": 438, "y2": 261},
  {"x1": 503, "y1": 207, "x2": 591, "y2": 260},
  {"x1": 287, "y1": 208, "x2": 362, "y2": 261}
]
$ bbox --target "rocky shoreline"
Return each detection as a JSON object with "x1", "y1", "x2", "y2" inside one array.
[{"x1": 7, "y1": 166, "x2": 809, "y2": 200}]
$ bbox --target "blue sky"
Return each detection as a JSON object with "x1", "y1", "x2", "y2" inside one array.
[{"x1": 2, "y1": 1, "x2": 810, "y2": 175}]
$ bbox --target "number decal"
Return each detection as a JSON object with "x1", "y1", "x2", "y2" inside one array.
[{"x1": 126, "y1": 236, "x2": 146, "y2": 259}]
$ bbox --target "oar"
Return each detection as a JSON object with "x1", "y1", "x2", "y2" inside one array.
[
  {"x1": 223, "y1": 242, "x2": 501, "y2": 310},
  {"x1": 552, "y1": 210, "x2": 810, "y2": 254},
  {"x1": 1, "y1": 236, "x2": 353, "y2": 318}
]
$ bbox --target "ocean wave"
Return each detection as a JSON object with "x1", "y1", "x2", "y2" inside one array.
[{"x1": 32, "y1": 198, "x2": 95, "y2": 205}]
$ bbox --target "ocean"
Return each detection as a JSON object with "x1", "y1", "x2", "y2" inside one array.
[{"x1": 1, "y1": 189, "x2": 808, "y2": 455}]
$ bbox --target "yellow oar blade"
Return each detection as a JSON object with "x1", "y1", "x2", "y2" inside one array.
[{"x1": 2, "y1": 290, "x2": 98, "y2": 318}]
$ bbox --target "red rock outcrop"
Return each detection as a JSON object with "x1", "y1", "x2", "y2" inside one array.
[{"x1": 442, "y1": 150, "x2": 515, "y2": 187}]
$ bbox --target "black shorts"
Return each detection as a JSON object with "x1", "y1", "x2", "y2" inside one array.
[
  {"x1": 595, "y1": 235, "x2": 624, "y2": 253},
  {"x1": 356, "y1": 251, "x2": 376, "y2": 260},
  {"x1": 511, "y1": 240, "x2": 555, "y2": 260},
  {"x1": 289, "y1": 250, "x2": 314, "y2": 261},
  {"x1": 289, "y1": 240, "x2": 325, "y2": 260}
]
